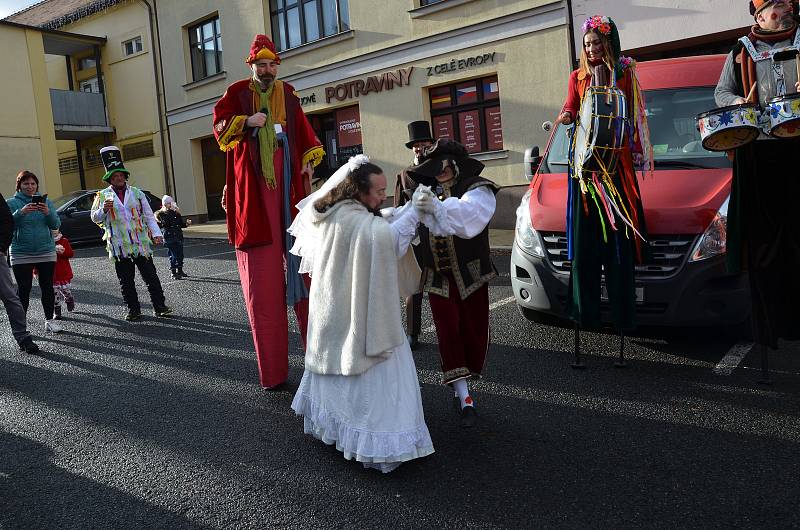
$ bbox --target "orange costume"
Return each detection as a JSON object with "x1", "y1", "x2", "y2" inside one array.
[{"x1": 213, "y1": 35, "x2": 324, "y2": 388}]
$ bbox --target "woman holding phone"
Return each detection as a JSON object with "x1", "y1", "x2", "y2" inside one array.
[{"x1": 7, "y1": 171, "x2": 62, "y2": 332}]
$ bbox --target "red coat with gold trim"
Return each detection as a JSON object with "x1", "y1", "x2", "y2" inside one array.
[{"x1": 213, "y1": 78, "x2": 323, "y2": 249}]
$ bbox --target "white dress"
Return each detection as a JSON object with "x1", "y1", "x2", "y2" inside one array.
[{"x1": 291, "y1": 203, "x2": 434, "y2": 473}]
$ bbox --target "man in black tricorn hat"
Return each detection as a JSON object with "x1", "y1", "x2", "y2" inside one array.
[
  {"x1": 407, "y1": 138, "x2": 498, "y2": 427},
  {"x1": 394, "y1": 120, "x2": 434, "y2": 349}
]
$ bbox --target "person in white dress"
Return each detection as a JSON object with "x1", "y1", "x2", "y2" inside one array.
[{"x1": 289, "y1": 155, "x2": 434, "y2": 473}]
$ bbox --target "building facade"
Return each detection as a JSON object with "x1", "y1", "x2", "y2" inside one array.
[
  {"x1": 157, "y1": 0, "x2": 572, "y2": 223},
  {"x1": 570, "y1": 0, "x2": 753, "y2": 61},
  {"x1": 6, "y1": 0, "x2": 170, "y2": 197},
  {"x1": 0, "y1": 21, "x2": 62, "y2": 196}
]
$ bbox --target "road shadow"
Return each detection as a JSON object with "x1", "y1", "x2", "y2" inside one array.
[{"x1": 0, "y1": 430, "x2": 202, "y2": 529}]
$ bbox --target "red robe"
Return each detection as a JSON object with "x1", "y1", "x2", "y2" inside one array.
[
  {"x1": 213, "y1": 78, "x2": 323, "y2": 388},
  {"x1": 213, "y1": 79, "x2": 323, "y2": 249}
]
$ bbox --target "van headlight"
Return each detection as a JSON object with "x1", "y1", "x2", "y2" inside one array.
[
  {"x1": 690, "y1": 196, "x2": 728, "y2": 262},
  {"x1": 515, "y1": 190, "x2": 545, "y2": 258}
]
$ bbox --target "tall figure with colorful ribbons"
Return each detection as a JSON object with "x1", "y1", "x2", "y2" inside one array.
[
  {"x1": 90, "y1": 146, "x2": 171, "y2": 321},
  {"x1": 555, "y1": 16, "x2": 652, "y2": 367},
  {"x1": 213, "y1": 35, "x2": 325, "y2": 390},
  {"x1": 714, "y1": 0, "x2": 800, "y2": 382}
]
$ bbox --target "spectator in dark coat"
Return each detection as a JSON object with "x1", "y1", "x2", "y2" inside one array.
[
  {"x1": 155, "y1": 195, "x2": 191, "y2": 279},
  {"x1": 0, "y1": 192, "x2": 38, "y2": 353}
]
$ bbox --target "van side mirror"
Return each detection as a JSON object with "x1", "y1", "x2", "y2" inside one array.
[
  {"x1": 524, "y1": 146, "x2": 542, "y2": 182},
  {"x1": 64, "y1": 206, "x2": 78, "y2": 216}
]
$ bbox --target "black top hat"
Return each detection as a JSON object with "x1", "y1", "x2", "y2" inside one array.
[
  {"x1": 406, "y1": 138, "x2": 484, "y2": 186},
  {"x1": 100, "y1": 146, "x2": 130, "y2": 182},
  {"x1": 406, "y1": 120, "x2": 434, "y2": 148}
]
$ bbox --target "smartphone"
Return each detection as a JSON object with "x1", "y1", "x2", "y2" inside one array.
[{"x1": 31, "y1": 195, "x2": 44, "y2": 204}]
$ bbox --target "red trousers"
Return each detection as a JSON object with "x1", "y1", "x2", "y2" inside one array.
[
  {"x1": 236, "y1": 246, "x2": 308, "y2": 388},
  {"x1": 234, "y1": 151, "x2": 308, "y2": 388},
  {"x1": 428, "y1": 276, "x2": 489, "y2": 384}
]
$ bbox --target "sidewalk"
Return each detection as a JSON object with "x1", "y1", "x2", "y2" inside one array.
[{"x1": 184, "y1": 220, "x2": 515, "y2": 250}]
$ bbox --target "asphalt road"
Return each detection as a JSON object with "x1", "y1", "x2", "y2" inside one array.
[{"x1": 2, "y1": 239, "x2": 799, "y2": 529}]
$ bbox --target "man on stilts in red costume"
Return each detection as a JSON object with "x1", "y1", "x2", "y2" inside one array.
[{"x1": 213, "y1": 34, "x2": 324, "y2": 390}]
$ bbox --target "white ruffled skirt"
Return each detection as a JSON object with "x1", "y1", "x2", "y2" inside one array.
[{"x1": 291, "y1": 340, "x2": 434, "y2": 473}]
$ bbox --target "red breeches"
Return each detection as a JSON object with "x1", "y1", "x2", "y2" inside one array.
[{"x1": 428, "y1": 276, "x2": 489, "y2": 385}]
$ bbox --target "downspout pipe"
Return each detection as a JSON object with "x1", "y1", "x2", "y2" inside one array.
[
  {"x1": 141, "y1": 0, "x2": 175, "y2": 198},
  {"x1": 566, "y1": 0, "x2": 578, "y2": 69}
]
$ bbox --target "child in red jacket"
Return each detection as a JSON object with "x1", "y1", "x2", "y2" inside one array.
[{"x1": 52, "y1": 229, "x2": 74, "y2": 319}]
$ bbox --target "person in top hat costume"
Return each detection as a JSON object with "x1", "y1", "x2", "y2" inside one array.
[
  {"x1": 393, "y1": 120, "x2": 434, "y2": 349},
  {"x1": 90, "y1": 146, "x2": 171, "y2": 320},
  {"x1": 212, "y1": 34, "x2": 324, "y2": 389},
  {"x1": 714, "y1": 0, "x2": 800, "y2": 378},
  {"x1": 406, "y1": 139, "x2": 498, "y2": 427},
  {"x1": 555, "y1": 16, "x2": 652, "y2": 366}
]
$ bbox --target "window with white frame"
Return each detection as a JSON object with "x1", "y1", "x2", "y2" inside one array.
[
  {"x1": 188, "y1": 16, "x2": 223, "y2": 81},
  {"x1": 80, "y1": 76, "x2": 102, "y2": 93},
  {"x1": 269, "y1": 0, "x2": 350, "y2": 51},
  {"x1": 123, "y1": 36, "x2": 143, "y2": 56}
]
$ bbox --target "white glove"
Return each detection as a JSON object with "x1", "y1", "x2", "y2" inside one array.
[
  {"x1": 412, "y1": 185, "x2": 437, "y2": 215},
  {"x1": 55, "y1": 244, "x2": 65, "y2": 254}
]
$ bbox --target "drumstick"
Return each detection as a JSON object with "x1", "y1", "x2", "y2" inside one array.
[{"x1": 745, "y1": 82, "x2": 757, "y2": 103}]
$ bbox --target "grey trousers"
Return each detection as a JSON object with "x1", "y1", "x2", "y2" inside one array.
[{"x1": 0, "y1": 253, "x2": 30, "y2": 344}]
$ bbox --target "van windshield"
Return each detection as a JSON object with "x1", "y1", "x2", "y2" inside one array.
[{"x1": 542, "y1": 87, "x2": 730, "y2": 173}]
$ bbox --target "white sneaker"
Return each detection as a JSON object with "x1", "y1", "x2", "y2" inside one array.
[{"x1": 45, "y1": 319, "x2": 63, "y2": 333}]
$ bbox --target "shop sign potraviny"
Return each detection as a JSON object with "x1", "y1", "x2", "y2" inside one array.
[{"x1": 325, "y1": 67, "x2": 415, "y2": 103}]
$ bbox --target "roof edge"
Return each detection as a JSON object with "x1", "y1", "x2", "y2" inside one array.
[{"x1": 0, "y1": 19, "x2": 106, "y2": 43}]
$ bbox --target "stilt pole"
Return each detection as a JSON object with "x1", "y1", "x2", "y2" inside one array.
[
  {"x1": 614, "y1": 332, "x2": 628, "y2": 368},
  {"x1": 571, "y1": 323, "x2": 586, "y2": 369},
  {"x1": 757, "y1": 343, "x2": 772, "y2": 385}
]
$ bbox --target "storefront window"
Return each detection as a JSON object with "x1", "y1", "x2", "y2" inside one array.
[
  {"x1": 308, "y1": 104, "x2": 363, "y2": 184},
  {"x1": 270, "y1": 0, "x2": 350, "y2": 52},
  {"x1": 429, "y1": 75, "x2": 503, "y2": 153}
]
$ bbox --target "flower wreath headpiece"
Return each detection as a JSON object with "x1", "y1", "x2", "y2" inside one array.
[{"x1": 583, "y1": 15, "x2": 613, "y2": 35}]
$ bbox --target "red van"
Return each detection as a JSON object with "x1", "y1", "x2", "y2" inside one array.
[{"x1": 511, "y1": 55, "x2": 750, "y2": 327}]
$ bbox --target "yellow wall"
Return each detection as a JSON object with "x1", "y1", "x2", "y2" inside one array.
[
  {"x1": 298, "y1": 26, "x2": 570, "y2": 188},
  {"x1": 0, "y1": 25, "x2": 60, "y2": 197},
  {"x1": 156, "y1": 0, "x2": 570, "y2": 216},
  {"x1": 280, "y1": 0, "x2": 560, "y2": 77},
  {"x1": 156, "y1": 0, "x2": 265, "y2": 112},
  {"x1": 48, "y1": 1, "x2": 167, "y2": 195}
]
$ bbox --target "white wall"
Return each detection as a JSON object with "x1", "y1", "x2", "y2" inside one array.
[{"x1": 572, "y1": 0, "x2": 753, "y2": 57}]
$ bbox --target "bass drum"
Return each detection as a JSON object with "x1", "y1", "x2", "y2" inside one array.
[
  {"x1": 767, "y1": 93, "x2": 800, "y2": 138},
  {"x1": 572, "y1": 85, "x2": 629, "y2": 179},
  {"x1": 696, "y1": 103, "x2": 759, "y2": 151}
]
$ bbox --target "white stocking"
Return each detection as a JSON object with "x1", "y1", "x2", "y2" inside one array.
[{"x1": 452, "y1": 378, "x2": 474, "y2": 409}]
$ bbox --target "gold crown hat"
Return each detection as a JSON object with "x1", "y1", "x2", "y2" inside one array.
[{"x1": 99, "y1": 146, "x2": 130, "y2": 182}]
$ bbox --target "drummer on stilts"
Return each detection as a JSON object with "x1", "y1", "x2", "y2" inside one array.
[
  {"x1": 555, "y1": 15, "x2": 652, "y2": 366},
  {"x1": 714, "y1": 0, "x2": 800, "y2": 381}
]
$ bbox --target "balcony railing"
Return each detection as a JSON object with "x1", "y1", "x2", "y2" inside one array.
[{"x1": 49, "y1": 89, "x2": 112, "y2": 139}]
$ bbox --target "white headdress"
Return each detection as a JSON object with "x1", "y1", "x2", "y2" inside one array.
[{"x1": 287, "y1": 154, "x2": 371, "y2": 275}]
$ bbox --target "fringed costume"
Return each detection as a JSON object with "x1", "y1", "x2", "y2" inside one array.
[
  {"x1": 90, "y1": 146, "x2": 169, "y2": 318},
  {"x1": 563, "y1": 16, "x2": 652, "y2": 332},
  {"x1": 213, "y1": 34, "x2": 324, "y2": 388}
]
